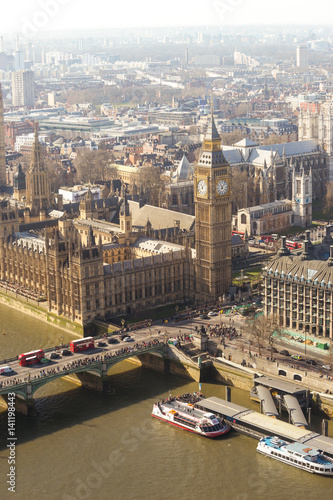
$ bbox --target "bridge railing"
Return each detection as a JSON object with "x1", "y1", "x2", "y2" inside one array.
[{"x1": 0, "y1": 343, "x2": 167, "y2": 393}]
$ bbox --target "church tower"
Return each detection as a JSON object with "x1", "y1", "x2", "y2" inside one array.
[
  {"x1": 0, "y1": 84, "x2": 6, "y2": 187},
  {"x1": 120, "y1": 195, "x2": 132, "y2": 242},
  {"x1": 194, "y1": 114, "x2": 232, "y2": 302},
  {"x1": 25, "y1": 122, "x2": 51, "y2": 216},
  {"x1": 292, "y1": 164, "x2": 312, "y2": 227}
]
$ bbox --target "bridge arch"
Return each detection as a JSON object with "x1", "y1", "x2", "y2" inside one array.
[{"x1": 278, "y1": 369, "x2": 287, "y2": 376}]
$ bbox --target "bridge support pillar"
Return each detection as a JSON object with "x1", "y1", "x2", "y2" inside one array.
[
  {"x1": 76, "y1": 370, "x2": 114, "y2": 393},
  {"x1": 4, "y1": 394, "x2": 37, "y2": 417}
]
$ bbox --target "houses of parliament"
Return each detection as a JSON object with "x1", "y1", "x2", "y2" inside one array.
[{"x1": 0, "y1": 94, "x2": 232, "y2": 326}]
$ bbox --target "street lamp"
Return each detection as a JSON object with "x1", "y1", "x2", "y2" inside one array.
[{"x1": 121, "y1": 318, "x2": 125, "y2": 332}]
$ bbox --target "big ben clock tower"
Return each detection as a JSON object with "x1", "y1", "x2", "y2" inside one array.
[{"x1": 195, "y1": 114, "x2": 232, "y2": 302}]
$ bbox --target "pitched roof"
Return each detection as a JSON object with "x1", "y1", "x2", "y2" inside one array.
[
  {"x1": 128, "y1": 200, "x2": 195, "y2": 232},
  {"x1": 205, "y1": 114, "x2": 221, "y2": 141},
  {"x1": 174, "y1": 155, "x2": 193, "y2": 180},
  {"x1": 234, "y1": 138, "x2": 258, "y2": 148}
]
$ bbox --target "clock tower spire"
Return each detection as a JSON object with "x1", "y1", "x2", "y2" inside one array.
[{"x1": 194, "y1": 113, "x2": 232, "y2": 302}]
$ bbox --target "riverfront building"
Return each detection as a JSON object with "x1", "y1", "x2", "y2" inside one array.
[
  {"x1": 264, "y1": 229, "x2": 333, "y2": 339},
  {"x1": 0, "y1": 115, "x2": 232, "y2": 326}
]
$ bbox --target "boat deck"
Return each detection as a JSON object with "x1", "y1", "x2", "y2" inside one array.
[{"x1": 162, "y1": 399, "x2": 210, "y2": 421}]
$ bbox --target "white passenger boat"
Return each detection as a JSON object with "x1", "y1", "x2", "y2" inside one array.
[
  {"x1": 257, "y1": 436, "x2": 333, "y2": 475},
  {"x1": 152, "y1": 395, "x2": 230, "y2": 438}
]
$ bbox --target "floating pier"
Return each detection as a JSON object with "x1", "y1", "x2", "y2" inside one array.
[{"x1": 197, "y1": 396, "x2": 333, "y2": 458}]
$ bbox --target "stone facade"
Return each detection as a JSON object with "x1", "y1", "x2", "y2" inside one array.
[
  {"x1": 195, "y1": 115, "x2": 232, "y2": 302},
  {"x1": 0, "y1": 199, "x2": 194, "y2": 326},
  {"x1": 264, "y1": 230, "x2": 333, "y2": 339}
]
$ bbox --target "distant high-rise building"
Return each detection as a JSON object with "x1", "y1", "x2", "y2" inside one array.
[
  {"x1": 0, "y1": 84, "x2": 7, "y2": 187},
  {"x1": 297, "y1": 45, "x2": 308, "y2": 69},
  {"x1": 14, "y1": 51, "x2": 24, "y2": 71},
  {"x1": 185, "y1": 48, "x2": 189, "y2": 64},
  {"x1": 11, "y1": 70, "x2": 35, "y2": 107}
]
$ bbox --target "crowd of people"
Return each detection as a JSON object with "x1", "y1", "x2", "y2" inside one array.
[{"x1": 0, "y1": 339, "x2": 163, "y2": 389}]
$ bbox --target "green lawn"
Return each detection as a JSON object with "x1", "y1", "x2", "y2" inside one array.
[
  {"x1": 232, "y1": 267, "x2": 263, "y2": 284},
  {"x1": 312, "y1": 199, "x2": 333, "y2": 221}
]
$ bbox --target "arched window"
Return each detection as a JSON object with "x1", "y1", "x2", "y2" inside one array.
[{"x1": 241, "y1": 213, "x2": 247, "y2": 225}]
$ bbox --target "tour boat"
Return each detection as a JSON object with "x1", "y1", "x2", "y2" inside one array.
[
  {"x1": 152, "y1": 395, "x2": 230, "y2": 438},
  {"x1": 257, "y1": 436, "x2": 333, "y2": 475}
]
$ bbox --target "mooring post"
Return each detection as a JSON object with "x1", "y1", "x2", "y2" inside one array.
[
  {"x1": 307, "y1": 407, "x2": 311, "y2": 427},
  {"x1": 225, "y1": 386, "x2": 231, "y2": 402},
  {"x1": 322, "y1": 419, "x2": 328, "y2": 437}
]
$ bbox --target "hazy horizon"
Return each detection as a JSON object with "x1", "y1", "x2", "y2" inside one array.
[{"x1": 2, "y1": 0, "x2": 333, "y2": 39}]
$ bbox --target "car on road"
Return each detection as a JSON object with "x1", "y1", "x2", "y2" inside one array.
[
  {"x1": 271, "y1": 347, "x2": 278, "y2": 353},
  {"x1": 199, "y1": 314, "x2": 209, "y2": 319},
  {"x1": 123, "y1": 336, "x2": 134, "y2": 342},
  {"x1": 62, "y1": 349, "x2": 72, "y2": 356},
  {"x1": 97, "y1": 341, "x2": 106, "y2": 347},
  {"x1": 306, "y1": 359, "x2": 317, "y2": 365},
  {"x1": 322, "y1": 365, "x2": 331, "y2": 371},
  {"x1": 208, "y1": 311, "x2": 218, "y2": 317},
  {"x1": 291, "y1": 355, "x2": 304, "y2": 361},
  {"x1": 279, "y1": 350, "x2": 290, "y2": 356},
  {"x1": 49, "y1": 352, "x2": 60, "y2": 360},
  {"x1": 108, "y1": 338, "x2": 119, "y2": 344},
  {"x1": 0, "y1": 366, "x2": 14, "y2": 375}
]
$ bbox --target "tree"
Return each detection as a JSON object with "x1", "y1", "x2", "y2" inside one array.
[
  {"x1": 74, "y1": 150, "x2": 116, "y2": 184},
  {"x1": 324, "y1": 182, "x2": 333, "y2": 216},
  {"x1": 246, "y1": 314, "x2": 282, "y2": 359},
  {"x1": 230, "y1": 170, "x2": 248, "y2": 213},
  {"x1": 138, "y1": 165, "x2": 166, "y2": 207}
]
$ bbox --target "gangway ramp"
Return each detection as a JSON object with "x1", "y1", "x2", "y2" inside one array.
[
  {"x1": 256, "y1": 385, "x2": 279, "y2": 418},
  {"x1": 283, "y1": 394, "x2": 308, "y2": 428}
]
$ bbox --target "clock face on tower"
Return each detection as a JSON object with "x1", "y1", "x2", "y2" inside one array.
[
  {"x1": 197, "y1": 179, "x2": 208, "y2": 196},
  {"x1": 216, "y1": 180, "x2": 228, "y2": 196}
]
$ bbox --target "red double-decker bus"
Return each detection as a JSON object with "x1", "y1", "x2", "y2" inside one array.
[
  {"x1": 232, "y1": 231, "x2": 245, "y2": 239},
  {"x1": 18, "y1": 349, "x2": 44, "y2": 366},
  {"x1": 70, "y1": 337, "x2": 95, "y2": 353},
  {"x1": 286, "y1": 240, "x2": 301, "y2": 249}
]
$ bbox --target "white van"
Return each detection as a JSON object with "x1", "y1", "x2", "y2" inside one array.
[{"x1": 0, "y1": 366, "x2": 13, "y2": 375}]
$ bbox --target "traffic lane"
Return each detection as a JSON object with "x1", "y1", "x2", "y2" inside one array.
[{"x1": 1, "y1": 337, "x2": 165, "y2": 383}]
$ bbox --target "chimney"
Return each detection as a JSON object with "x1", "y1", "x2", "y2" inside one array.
[
  {"x1": 329, "y1": 245, "x2": 333, "y2": 266},
  {"x1": 324, "y1": 225, "x2": 333, "y2": 244},
  {"x1": 279, "y1": 236, "x2": 290, "y2": 256}
]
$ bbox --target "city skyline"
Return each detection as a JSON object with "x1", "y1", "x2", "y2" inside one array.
[{"x1": 1, "y1": 0, "x2": 333, "y2": 38}]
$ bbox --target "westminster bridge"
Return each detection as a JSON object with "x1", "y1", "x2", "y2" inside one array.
[{"x1": 0, "y1": 331, "x2": 210, "y2": 416}]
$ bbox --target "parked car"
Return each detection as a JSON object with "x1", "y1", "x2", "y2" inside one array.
[
  {"x1": 306, "y1": 359, "x2": 317, "y2": 365},
  {"x1": 279, "y1": 350, "x2": 290, "y2": 356},
  {"x1": 208, "y1": 311, "x2": 218, "y2": 317},
  {"x1": 322, "y1": 365, "x2": 331, "y2": 371},
  {"x1": 108, "y1": 338, "x2": 119, "y2": 344},
  {"x1": 49, "y1": 352, "x2": 60, "y2": 359}
]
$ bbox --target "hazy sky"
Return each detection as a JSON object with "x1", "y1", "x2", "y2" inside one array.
[{"x1": 2, "y1": 0, "x2": 333, "y2": 36}]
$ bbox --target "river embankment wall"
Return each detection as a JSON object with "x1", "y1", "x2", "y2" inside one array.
[{"x1": 0, "y1": 290, "x2": 84, "y2": 336}]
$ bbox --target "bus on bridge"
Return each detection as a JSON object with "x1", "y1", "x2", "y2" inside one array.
[
  {"x1": 70, "y1": 337, "x2": 95, "y2": 353},
  {"x1": 18, "y1": 349, "x2": 44, "y2": 366}
]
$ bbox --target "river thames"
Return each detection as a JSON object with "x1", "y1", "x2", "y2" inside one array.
[{"x1": 0, "y1": 302, "x2": 333, "y2": 500}]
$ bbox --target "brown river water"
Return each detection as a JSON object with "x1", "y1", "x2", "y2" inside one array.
[{"x1": 0, "y1": 303, "x2": 332, "y2": 500}]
